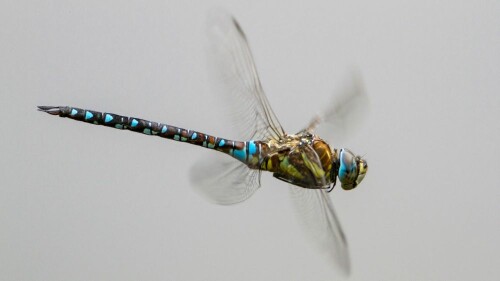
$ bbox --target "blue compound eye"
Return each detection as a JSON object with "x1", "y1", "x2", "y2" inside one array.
[{"x1": 338, "y1": 148, "x2": 362, "y2": 190}]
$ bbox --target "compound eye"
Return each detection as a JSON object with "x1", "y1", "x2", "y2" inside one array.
[
  {"x1": 338, "y1": 149, "x2": 358, "y2": 190},
  {"x1": 340, "y1": 149, "x2": 356, "y2": 172}
]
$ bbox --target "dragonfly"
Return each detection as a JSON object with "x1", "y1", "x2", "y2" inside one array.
[{"x1": 38, "y1": 13, "x2": 367, "y2": 275}]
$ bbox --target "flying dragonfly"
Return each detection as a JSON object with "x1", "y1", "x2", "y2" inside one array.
[{"x1": 38, "y1": 13, "x2": 368, "y2": 275}]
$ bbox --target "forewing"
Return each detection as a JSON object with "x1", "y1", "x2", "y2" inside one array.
[
  {"x1": 306, "y1": 71, "x2": 368, "y2": 144},
  {"x1": 207, "y1": 11, "x2": 286, "y2": 141},
  {"x1": 289, "y1": 186, "x2": 351, "y2": 275},
  {"x1": 189, "y1": 154, "x2": 260, "y2": 205}
]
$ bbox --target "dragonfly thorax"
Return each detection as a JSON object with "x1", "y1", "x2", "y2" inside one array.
[{"x1": 260, "y1": 133, "x2": 338, "y2": 189}]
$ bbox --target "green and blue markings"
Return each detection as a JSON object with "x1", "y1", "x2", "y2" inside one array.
[
  {"x1": 46, "y1": 106, "x2": 259, "y2": 165},
  {"x1": 230, "y1": 140, "x2": 257, "y2": 163}
]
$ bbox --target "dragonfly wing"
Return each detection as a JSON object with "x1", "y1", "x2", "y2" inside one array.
[
  {"x1": 289, "y1": 186, "x2": 351, "y2": 275},
  {"x1": 306, "y1": 71, "x2": 368, "y2": 143},
  {"x1": 207, "y1": 11, "x2": 286, "y2": 141},
  {"x1": 189, "y1": 154, "x2": 261, "y2": 205}
]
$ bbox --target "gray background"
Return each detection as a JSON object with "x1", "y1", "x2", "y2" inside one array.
[{"x1": 1, "y1": 1, "x2": 499, "y2": 280}]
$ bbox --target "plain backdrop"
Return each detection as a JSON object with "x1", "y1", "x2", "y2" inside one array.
[{"x1": 1, "y1": 1, "x2": 499, "y2": 280}]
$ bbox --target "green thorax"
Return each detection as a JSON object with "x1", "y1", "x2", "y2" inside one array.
[{"x1": 259, "y1": 132, "x2": 336, "y2": 189}]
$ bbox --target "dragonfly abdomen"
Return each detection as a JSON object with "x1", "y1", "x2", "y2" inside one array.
[{"x1": 38, "y1": 106, "x2": 262, "y2": 165}]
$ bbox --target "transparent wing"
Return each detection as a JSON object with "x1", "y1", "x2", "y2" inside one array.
[
  {"x1": 306, "y1": 71, "x2": 368, "y2": 144},
  {"x1": 189, "y1": 12, "x2": 286, "y2": 205},
  {"x1": 189, "y1": 153, "x2": 261, "y2": 205},
  {"x1": 289, "y1": 186, "x2": 351, "y2": 275},
  {"x1": 207, "y1": 11, "x2": 286, "y2": 141}
]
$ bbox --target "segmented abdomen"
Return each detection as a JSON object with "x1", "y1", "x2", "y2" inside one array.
[{"x1": 38, "y1": 106, "x2": 263, "y2": 166}]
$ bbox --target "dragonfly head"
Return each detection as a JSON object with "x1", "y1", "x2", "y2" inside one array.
[{"x1": 335, "y1": 148, "x2": 368, "y2": 190}]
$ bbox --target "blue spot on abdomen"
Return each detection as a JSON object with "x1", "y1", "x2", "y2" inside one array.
[
  {"x1": 104, "y1": 114, "x2": 113, "y2": 123},
  {"x1": 233, "y1": 149, "x2": 246, "y2": 162},
  {"x1": 85, "y1": 111, "x2": 93, "y2": 120},
  {"x1": 131, "y1": 119, "x2": 139, "y2": 127},
  {"x1": 248, "y1": 140, "x2": 257, "y2": 155}
]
